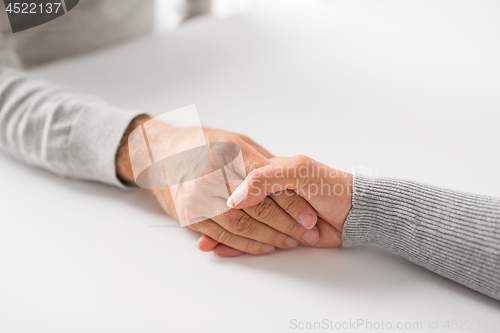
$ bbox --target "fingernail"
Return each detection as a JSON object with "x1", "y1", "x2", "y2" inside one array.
[
  {"x1": 262, "y1": 244, "x2": 275, "y2": 254},
  {"x1": 285, "y1": 237, "x2": 300, "y2": 248},
  {"x1": 299, "y1": 213, "x2": 315, "y2": 229},
  {"x1": 302, "y1": 229, "x2": 319, "y2": 244},
  {"x1": 227, "y1": 182, "x2": 248, "y2": 208}
]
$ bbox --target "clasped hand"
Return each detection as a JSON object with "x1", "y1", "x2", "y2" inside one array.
[{"x1": 118, "y1": 118, "x2": 352, "y2": 257}]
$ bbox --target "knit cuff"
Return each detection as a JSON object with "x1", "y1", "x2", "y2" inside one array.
[
  {"x1": 342, "y1": 175, "x2": 387, "y2": 247},
  {"x1": 341, "y1": 175, "x2": 500, "y2": 300},
  {"x1": 67, "y1": 102, "x2": 145, "y2": 188}
]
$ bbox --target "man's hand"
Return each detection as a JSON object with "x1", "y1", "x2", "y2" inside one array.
[
  {"x1": 116, "y1": 116, "x2": 321, "y2": 256},
  {"x1": 199, "y1": 155, "x2": 353, "y2": 254}
]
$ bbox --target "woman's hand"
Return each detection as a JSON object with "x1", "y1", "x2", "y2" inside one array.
[
  {"x1": 198, "y1": 155, "x2": 353, "y2": 254},
  {"x1": 117, "y1": 116, "x2": 321, "y2": 256}
]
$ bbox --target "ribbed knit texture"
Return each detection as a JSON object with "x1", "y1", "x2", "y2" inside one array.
[
  {"x1": 0, "y1": 0, "x2": 213, "y2": 186},
  {"x1": 1, "y1": 0, "x2": 499, "y2": 301},
  {"x1": 343, "y1": 175, "x2": 500, "y2": 300},
  {"x1": 0, "y1": 68, "x2": 143, "y2": 187}
]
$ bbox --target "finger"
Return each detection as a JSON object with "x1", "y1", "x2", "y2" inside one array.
[
  {"x1": 196, "y1": 235, "x2": 219, "y2": 252},
  {"x1": 245, "y1": 154, "x2": 318, "y2": 230},
  {"x1": 197, "y1": 235, "x2": 247, "y2": 257},
  {"x1": 227, "y1": 155, "x2": 315, "y2": 209},
  {"x1": 268, "y1": 156, "x2": 287, "y2": 164},
  {"x1": 242, "y1": 195, "x2": 318, "y2": 245},
  {"x1": 191, "y1": 220, "x2": 275, "y2": 255},
  {"x1": 214, "y1": 244, "x2": 246, "y2": 257},
  {"x1": 212, "y1": 209, "x2": 302, "y2": 249},
  {"x1": 300, "y1": 218, "x2": 343, "y2": 248},
  {"x1": 269, "y1": 190, "x2": 318, "y2": 229},
  {"x1": 236, "y1": 134, "x2": 275, "y2": 159},
  {"x1": 234, "y1": 145, "x2": 318, "y2": 228},
  {"x1": 251, "y1": 154, "x2": 319, "y2": 229}
]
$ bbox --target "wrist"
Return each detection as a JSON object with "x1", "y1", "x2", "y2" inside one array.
[
  {"x1": 116, "y1": 115, "x2": 152, "y2": 185},
  {"x1": 338, "y1": 172, "x2": 354, "y2": 232}
]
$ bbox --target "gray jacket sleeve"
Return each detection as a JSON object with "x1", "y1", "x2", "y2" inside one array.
[
  {"x1": 343, "y1": 175, "x2": 500, "y2": 300},
  {"x1": 0, "y1": 36, "x2": 143, "y2": 187}
]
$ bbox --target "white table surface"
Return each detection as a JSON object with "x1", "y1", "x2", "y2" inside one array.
[{"x1": 1, "y1": 1, "x2": 500, "y2": 332}]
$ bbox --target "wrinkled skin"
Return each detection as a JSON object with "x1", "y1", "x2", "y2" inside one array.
[{"x1": 117, "y1": 116, "x2": 321, "y2": 257}]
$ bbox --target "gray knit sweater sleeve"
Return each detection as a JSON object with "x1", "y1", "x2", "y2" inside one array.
[
  {"x1": 0, "y1": 67, "x2": 144, "y2": 186},
  {"x1": 0, "y1": 0, "x2": 152, "y2": 186},
  {"x1": 342, "y1": 175, "x2": 500, "y2": 300}
]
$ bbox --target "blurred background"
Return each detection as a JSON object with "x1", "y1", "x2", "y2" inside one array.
[{"x1": 155, "y1": 0, "x2": 299, "y2": 31}]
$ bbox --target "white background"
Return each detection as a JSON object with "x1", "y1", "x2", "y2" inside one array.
[{"x1": 1, "y1": 1, "x2": 500, "y2": 332}]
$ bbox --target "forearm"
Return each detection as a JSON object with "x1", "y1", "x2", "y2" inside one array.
[
  {"x1": 0, "y1": 67, "x2": 145, "y2": 187},
  {"x1": 343, "y1": 175, "x2": 500, "y2": 300}
]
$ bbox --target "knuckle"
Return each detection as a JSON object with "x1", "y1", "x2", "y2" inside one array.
[
  {"x1": 253, "y1": 199, "x2": 276, "y2": 220},
  {"x1": 245, "y1": 242, "x2": 263, "y2": 255},
  {"x1": 241, "y1": 240, "x2": 254, "y2": 254},
  {"x1": 273, "y1": 190, "x2": 302, "y2": 215},
  {"x1": 221, "y1": 133, "x2": 241, "y2": 145},
  {"x1": 232, "y1": 213, "x2": 256, "y2": 235},
  {"x1": 186, "y1": 224, "x2": 197, "y2": 232},
  {"x1": 247, "y1": 169, "x2": 261, "y2": 180},
  {"x1": 215, "y1": 229, "x2": 230, "y2": 244},
  {"x1": 237, "y1": 133, "x2": 249, "y2": 139},
  {"x1": 190, "y1": 220, "x2": 209, "y2": 233},
  {"x1": 282, "y1": 191, "x2": 301, "y2": 212},
  {"x1": 270, "y1": 231, "x2": 287, "y2": 247},
  {"x1": 292, "y1": 154, "x2": 310, "y2": 167},
  {"x1": 247, "y1": 168, "x2": 266, "y2": 186},
  {"x1": 284, "y1": 219, "x2": 302, "y2": 237}
]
